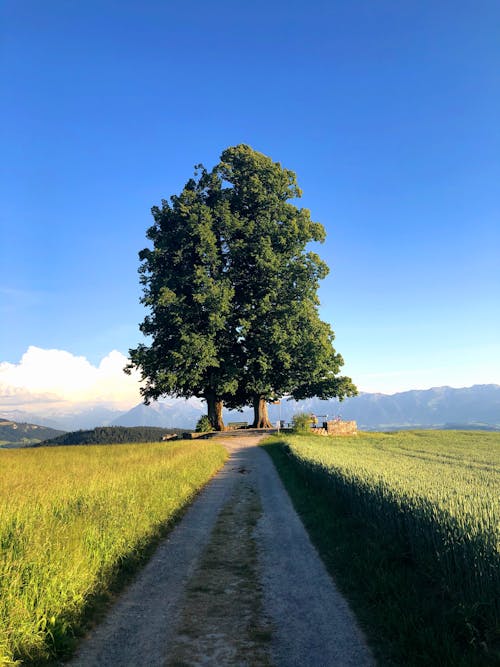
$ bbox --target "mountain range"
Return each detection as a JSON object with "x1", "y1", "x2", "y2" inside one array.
[
  {"x1": 1, "y1": 385, "x2": 499, "y2": 434},
  {"x1": 296, "y1": 384, "x2": 500, "y2": 430},
  {"x1": 111, "y1": 399, "x2": 205, "y2": 428}
]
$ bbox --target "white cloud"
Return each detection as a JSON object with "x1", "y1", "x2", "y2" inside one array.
[{"x1": 0, "y1": 346, "x2": 143, "y2": 411}]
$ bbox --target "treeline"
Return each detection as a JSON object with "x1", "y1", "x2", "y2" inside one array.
[{"x1": 38, "y1": 426, "x2": 184, "y2": 447}]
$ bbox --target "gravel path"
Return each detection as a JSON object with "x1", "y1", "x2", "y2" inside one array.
[{"x1": 70, "y1": 436, "x2": 374, "y2": 666}]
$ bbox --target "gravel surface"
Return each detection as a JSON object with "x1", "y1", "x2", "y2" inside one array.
[
  {"x1": 70, "y1": 435, "x2": 374, "y2": 666},
  {"x1": 254, "y1": 443, "x2": 374, "y2": 666}
]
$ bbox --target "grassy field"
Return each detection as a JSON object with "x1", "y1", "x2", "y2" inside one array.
[
  {"x1": 0, "y1": 440, "x2": 227, "y2": 666},
  {"x1": 263, "y1": 430, "x2": 500, "y2": 666},
  {"x1": 0, "y1": 441, "x2": 39, "y2": 449}
]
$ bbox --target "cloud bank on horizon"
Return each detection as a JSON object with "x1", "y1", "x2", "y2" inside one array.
[
  {"x1": 0, "y1": 346, "x2": 143, "y2": 412},
  {"x1": 1, "y1": 346, "x2": 498, "y2": 417}
]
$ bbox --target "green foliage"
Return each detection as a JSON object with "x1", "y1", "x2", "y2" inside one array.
[
  {"x1": 216, "y1": 145, "x2": 357, "y2": 414},
  {"x1": 266, "y1": 431, "x2": 500, "y2": 666},
  {"x1": 126, "y1": 159, "x2": 240, "y2": 429},
  {"x1": 195, "y1": 415, "x2": 213, "y2": 433},
  {"x1": 0, "y1": 441, "x2": 227, "y2": 665},
  {"x1": 292, "y1": 412, "x2": 313, "y2": 433},
  {"x1": 40, "y1": 426, "x2": 182, "y2": 446},
  {"x1": 127, "y1": 144, "x2": 356, "y2": 429}
]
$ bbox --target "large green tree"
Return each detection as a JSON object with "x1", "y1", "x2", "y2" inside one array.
[
  {"x1": 127, "y1": 145, "x2": 356, "y2": 430},
  {"x1": 125, "y1": 170, "x2": 237, "y2": 430},
  {"x1": 215, "y1": 145, "x2": 357, "y2": 426}
]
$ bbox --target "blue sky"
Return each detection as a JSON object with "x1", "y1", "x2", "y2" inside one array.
[{"x1": 1, "y1": 0, "x2": 499, "y2": 403}]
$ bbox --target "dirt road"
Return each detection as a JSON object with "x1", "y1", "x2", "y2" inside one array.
[{"x1": 70, "y1": 436, "x2": 374, "y2": 666}]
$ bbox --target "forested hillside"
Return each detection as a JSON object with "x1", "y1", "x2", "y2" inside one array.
[
  {"x1": 38, "y1": 426, "x2": 184, "y2": 446},
  {"x1": 0, "y1": 420, "x2": 65, "y2": 445}
]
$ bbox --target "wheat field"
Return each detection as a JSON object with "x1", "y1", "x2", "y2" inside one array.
[{"x1": 280, "y1": 430, "x2": 500, "y2": 660}]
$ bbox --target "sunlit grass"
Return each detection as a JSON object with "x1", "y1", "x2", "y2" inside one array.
[{"x1": 0, "y1": 440, "x2": 227, "y2": 665}]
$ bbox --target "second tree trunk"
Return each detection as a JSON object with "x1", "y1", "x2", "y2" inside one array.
[{"x1": 252, "y1": 396, "x2": 273, "y2": 429}]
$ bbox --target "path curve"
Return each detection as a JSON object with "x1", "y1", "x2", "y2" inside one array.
[{"x1": 70, "y1": 436, "x2": 374, "y2": 666}]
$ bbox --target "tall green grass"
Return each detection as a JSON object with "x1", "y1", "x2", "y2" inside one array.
[
  {"x1": 265, "y1": 431, "x2": 499, "y2": 665},
  {"x1": 0, "y1": 441, "x2": 227, "y2": 666}
]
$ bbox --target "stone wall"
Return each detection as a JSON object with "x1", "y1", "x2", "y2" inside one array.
[
  {"x1": 326, "y1": 420, "x2": 357, "y2": 435},
  {"x1": 309, "y1": 420, "x2": 357, "y2": 437}
]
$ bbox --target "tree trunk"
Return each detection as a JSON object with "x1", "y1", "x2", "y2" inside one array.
[
  {"x1": 206, "y1": 393, "x2": 226, "y2": 431},
  {"x1": 252, "y1": 396, "x2": 273, "y2": 429}
]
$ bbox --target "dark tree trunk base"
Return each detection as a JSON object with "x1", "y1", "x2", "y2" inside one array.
[
  {"x1": 252, "y1": 396, "x2": 273, "y2": 429},
  {"x1": 207, "y1": 394, "x2": 226, "y2": 431}
]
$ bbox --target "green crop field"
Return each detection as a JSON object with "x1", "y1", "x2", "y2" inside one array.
[
  {"x1": 0, "y1": 440, "x2": 227, "y2": 666},
  {"x1": 264, "y1": 430, "x2": 500, "y2": 666}
]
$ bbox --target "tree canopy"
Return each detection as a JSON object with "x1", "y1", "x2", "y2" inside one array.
[{"x1": 127, "y1": 145, "x2": 356, "y2": 430}]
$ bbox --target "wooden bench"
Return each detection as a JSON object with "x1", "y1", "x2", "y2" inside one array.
[{"x1": 227, "y1": 421, "x2": 248, "y2": 430}]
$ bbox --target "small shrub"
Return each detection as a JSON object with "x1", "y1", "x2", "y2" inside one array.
[
  {"x1": 292, "y1": 413, "x2": 313, "y2": 433},
  {"x1": 195, "y1": 415, "x2": 213, "y2": 433}
]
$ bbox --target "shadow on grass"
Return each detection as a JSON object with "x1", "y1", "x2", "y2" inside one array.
[{"x1": 261, "y1": 439, "x2": 499, "y2": 667}]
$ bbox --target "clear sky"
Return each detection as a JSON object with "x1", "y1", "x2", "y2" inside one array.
[{"x1": 1, "y1": 0, "x2": 499, "y2": 409}]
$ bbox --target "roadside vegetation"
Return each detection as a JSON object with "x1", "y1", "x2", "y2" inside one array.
[
  {"x1": 263, "y1": 430, "x2": 500, "y2": 666},
  {"x1": 0, "y1": 440, "x2": 227, "y2": 666}
]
